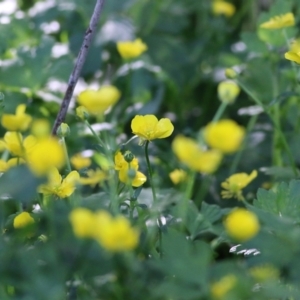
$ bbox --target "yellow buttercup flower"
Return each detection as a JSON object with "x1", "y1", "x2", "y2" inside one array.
[
  {"x1": 249, "y1": 264, "x2": 279, "y2": 283},
  {"x1": 117, "y1": 38, "x2": 148, "y2": 59},
  {"x1": 71, "y1": 153, "x2": 92, "y2": 170},
  {"x1": 69, "y1": 208, "x2": 96, "y2": 238},
  {"x1": 77, "y1": 86, "x2": 121, "y2": 115},
  {"x1": 172, "y1": 135, "x2": 222, "y2": 174},
  {"x1": 0, "y1": 158, "x2": 25, "y2": 172},
  {"x1": 285, "y1": 39, "x2": 300, "y2": 64},
  {"x1": 27, "y1": 137, "x2": 65, "y2": 176},
  {"x1": 218, "y1": 81, "x2": 240, "y2": 104},
  {"x1": 114, "y1": 151, "x2": 147, "y2": 187},
  {"x1": 0, "y1": 132, "x2": 37, "y2": 157},
  {"x1": 212, "y1": 1, "x2": 236, "y2": 18},
  {"x1": 38, "y1": 167, "x2": 80, "y2": 198},
  {"x1": 169, "y1": 169, "x2": 187, "y2": 185},
  {"x1": 221, "y1": 170, "x2": 257, "y2": 200},
  {"x1": 13, "y1": 212, "x2": 35, "y2": 229},
  {"x1": 131, "y1": 115, "x2": 174, "y2": 143},
  {"x1": 204, "y1": 119, "x2": 245, "y2": 154},
  {"x1": 94, "y1": 210, "x2": 139, "y2": 252},
  {"x1": 260, "y1": 12, "x2": 295, "y2": 29},
  {"x1": 30, "y1": 119, "x2": 51, "y2": 138},
  {"x1": 79, "y1": 168, "x2": 107, "y2": 187},
  {"x1": 211, "y1": 274, "x2": 237, "y2": 299},
  {"x1": 1, "y1": 104, "x2": 32, "y2": 131},
  {"x1": 224, "y1": 208, "x2": 260, "y2": 242}
]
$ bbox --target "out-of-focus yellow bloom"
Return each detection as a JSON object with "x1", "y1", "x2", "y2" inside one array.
[
  {"x1": 1, "y1": 104, "x2": 32, "y2": 132},
  {"x1": 117, "y1": 38, "x2": 148, "y2": 59},
  {"x1": 38, "y1": 167, "x2": 80, "y2": 198},
  {"x1": 27, "y1": 137, "x2": 65, "y2": 176},
  {"x1": 0, "y1": 158, "x2": 25, "y2": 172},
  {"x1": 249, "y1": 264, "x2": 279, "y2": 283},
  {"x1": 204, "y1": 119, "x2": 245, "y2": 154},
  {"x1": 71, "y1": 153, "x2": 92, "y2": 170},
  {"x1": 13, "y1": 212, "x2": 34, "y2": 228},
  {"x1": 0, "y1": 132, "x2": 37, "y2": 157},
  {"x1": 211, "y1": 274, "x2": 237, "y2": 299},
  {"x1": 77, "y1": 86, "x2": 121, "y2": 115},
  {"x1": 131, "y1": 115, "x2": 174, "y2": 143},
  {"x1": 169, "y1": 169, "x2": 187, "y2": 185},
  {"x1": 285, "y1": 39, "x2": 300, "y2": 64},
  {"x1": 224, "y1": 208, "x2": 260, "y2": 242},
  {"x1": 221, "y1": 170, "x2": 257, "y2": 200},
  {"x1": 218, "y1": 81, "x2": 240, "y2": 104},
  {"x1": 260, "y1": 12, "x2": 295, "y2": 29},
  {"x1": 172, "y1": 135, "x2": 222, "y2": 174},
  {"x1": 94, "y1": 210, "x2": 139, "y2": 252},
  {"x1": 76, "y1": 106, "x2": 89, "y2": 120},
  {"x1": 114, "y1": 151, "x2": 147, "y2": 187},
  {"x1": 69, "y1": 208, "x2": 96, "y2": 238},
  {"x1": 212, "y1": 1, "x2": 236, "y2": 18},
  {"x1": 30, "y1": 119, "x2": 50, "y2": 138},
  {"x1": 79, "y1": 168, "x2": 107, "y2": 187}
]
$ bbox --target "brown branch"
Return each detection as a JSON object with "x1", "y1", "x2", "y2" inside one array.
[{"x1": 52, "y1": 0, "x2": 105, "y2": 135}]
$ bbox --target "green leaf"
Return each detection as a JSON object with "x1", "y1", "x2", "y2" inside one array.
[{"x1": 253, "y1": 180, "x2": 300, "y2": 223}]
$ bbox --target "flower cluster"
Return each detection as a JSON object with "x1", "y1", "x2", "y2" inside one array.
[
  {"x1": 69, "y1": 208, "x2": 139, "y2": 252},
  {"x1": 114, "y1": 151, "x2": 147, "y2": 187},
  {"x1": 260, "y1": 12, "x2": 295, "y2": 29}
]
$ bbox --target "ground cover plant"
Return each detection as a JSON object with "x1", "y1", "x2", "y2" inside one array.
[{"x1": 1, "y1": 0, "x2": 300, "y2": 299}]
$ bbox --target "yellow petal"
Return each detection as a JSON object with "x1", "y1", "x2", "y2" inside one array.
[{"x1": 285, "y1": 51, "x2": 300, "y2": 64}]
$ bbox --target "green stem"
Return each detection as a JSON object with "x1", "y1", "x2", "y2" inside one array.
[
  {"x1": 84, "y1": 120, "x2": 106, "y2": 149},
  {"x1": 61, "y1": 137, "x2": 72, "y2": 172},
  {"x1": 144, "y1": 141, "x2": 157, "y2": 203},
  {"x1": 212, "y1": 101, "x2": 228, "y2": 123},
  {"x1": 229, "y1": 114, "x2": 258, "y2": 175},
  {"x1": 236, "y1": 79, "x2": 298, "y2": 177}
]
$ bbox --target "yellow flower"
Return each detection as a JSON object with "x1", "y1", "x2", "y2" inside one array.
[
  {"x1": 212, "y1": 1, "x2": 236, "y2": 18},
  {"x1": 260, "y1": 12, "x2": 295, "y2": 29},
  {"x1": 131, "y1": 115, "x2": 174, "y2": 142},
  {"x1": 0, "y1": 132, "x2": 37, "y2": 157},
  {"x1": 285, "y1": 39, "x2": 300, "y2": 64},
  {"x1": 94, "y1": 210, "x2": 139, "y2": 252},
  {"x1": 71, "y1": 153, "x2": 92, "y2": 170},
  {"x1": 27, "y1": 137, "x2": 65, "y2": 176},
  {"x1": 0, "y1": 158, "x2": 25, "y2": 172},
  {"x1": 30, "y1": 119, "x2": 50, "y2": 138},
  {"x1": 1, "y1": 104, "x2": 32, "y2": 131},
  {"x1": 79, "y1": 168, "x2": 107, "y2": 187},
  {"x1": 169, "y1": 169, "x2": 187, "y2": 185},
  {"x1": 249, "y1": 264, "x2": 279, "y2": 283},
  {"x1": 204, "y1": 119, "x2": 245, "y2": 154},
  {"x1": 117, "y1": 38, "x2": 148, "y2": 59},
  {"x1": 38, "y1": 167, "x2": 80, "y2": 198},
  {"x1": 211, "y1": 275, "x2": 237, "y2": 299},
  {"x1": 114, "y1": 151, "x2": 147, "y2": 187},
  {"x1": 77, "y1": 85, "x2": 121, "y2": 115},
  {"x1": 69, "y1": 208, "x2": 96, "y2": 238},
  {"x1": 221, "y1": 170, "x2": 257, "y2": 200},
  {"x1": 13, "y1": 212, "x2": 35, "y2": 229},
  {"x1": 224, "y1": 208, "x2": 260, "y2": 242},
  {"x1": 172, "y1": 135, "x2": 222, "y2": 174},
  {"x1": 217, "y1": 81, "x2": 240, "y2": 104}
]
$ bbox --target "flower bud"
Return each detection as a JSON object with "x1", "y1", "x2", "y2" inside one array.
[
  {"x1": 123, "y1": 151, "x2": 135, "y2": 163},
  {"x1": 217, "y1": 80, "x2": 240, "y2": 104},
  {"x1": 76, "y1": 106, "x2": 89, "y2": 121},
  {"x1": 57, "y1": 122, "x2": 70, "y2": 138}
]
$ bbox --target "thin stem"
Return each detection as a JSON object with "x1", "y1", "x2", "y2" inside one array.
[
  {"x1": 212, "y1": 101, "x2": 228, "y2": 123},
  {"x1": 61, "y1": 137, "x2": 72, "y2": 173},
  {"x1": 84, "y1": 120, "x2": 106, "y2": 149},
  {"x1": 52, "y1": 0, "x2": 105, "y2": 135},
  {"x1": 229, "y1": 114, "x2": 258, "y2": 175},
  {"x1": 237, "y1": 79, "x2": 298, "y2": 176},
  {"x1": 144, "y1": 141, "x2": 157, "y2": 203}
]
